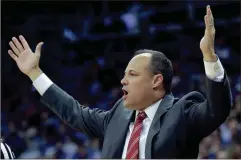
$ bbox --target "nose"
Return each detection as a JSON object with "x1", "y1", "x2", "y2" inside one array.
[{"x1": 121, "y1": 76, "x2": 128, "y2": 86}]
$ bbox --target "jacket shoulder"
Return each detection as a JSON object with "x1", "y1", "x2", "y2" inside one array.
[
  {"x1": 179, "y1": 91, "x2": 205, "y2": 103},
  {"x1": 106, "y1": 98, "x2": 124, "y2": 118},
  {"x1": 171, "y1": 91, "x2": 206, "y2": 111}
]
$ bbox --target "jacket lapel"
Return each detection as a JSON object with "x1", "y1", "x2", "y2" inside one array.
[
  {"x1": 145, "y1": 93, "x2": 174, "y2": 158},
  {"x1": 103, "y1": 105, "x2": 134, "y2": 158}
]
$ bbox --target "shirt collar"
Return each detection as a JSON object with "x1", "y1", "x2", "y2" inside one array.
[{"x1": 135, "y1": 98, "x2": 162, "y2": 122}]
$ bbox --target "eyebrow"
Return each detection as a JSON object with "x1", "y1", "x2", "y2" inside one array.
[{"x1": 124, "y1": 70, "x2": 139, "y2": 74}]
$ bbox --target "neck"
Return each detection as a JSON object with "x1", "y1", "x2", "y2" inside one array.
[{"x1": 139, "y1": 92, "x2": 165, "y2": 111}]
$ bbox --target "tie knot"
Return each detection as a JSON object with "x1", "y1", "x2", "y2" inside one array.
[{"x1": 137, "y1": 111, "x2": 147, "y2": 121}]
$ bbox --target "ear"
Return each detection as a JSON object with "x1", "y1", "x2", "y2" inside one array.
[{"x1": 152, "y1": 74, "x2": 163, "y2": 89}]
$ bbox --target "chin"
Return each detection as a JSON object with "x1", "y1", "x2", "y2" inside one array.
[
  {"x1": 123, "y1": 100, "x2": 128, "y2": 107},
  {"x1": 123, "y1": 100, "x2": 130, "y2": 107},
  {"x1": 123, "y1": 100, "x2": 136, "y2": 110}
]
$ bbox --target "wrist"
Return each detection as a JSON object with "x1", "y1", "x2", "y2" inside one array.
[
  {"x1": 27, "y1": 68, "x2": 43, "y2": 82},
  {"x1": 203, "y1": 53, "x2": 217, "y2": 62}
]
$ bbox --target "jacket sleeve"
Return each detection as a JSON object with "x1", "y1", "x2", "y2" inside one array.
[
  {"x1": 183, "y1": 71, "x2": 233, "y2": 137},
  {"x1": 40, "y1": 83, "x2": 117, "y2": 139}
]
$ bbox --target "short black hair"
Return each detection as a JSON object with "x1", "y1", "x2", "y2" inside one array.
[{"x1": 134, "y1": 49, "x2": 173, "y2": 93}]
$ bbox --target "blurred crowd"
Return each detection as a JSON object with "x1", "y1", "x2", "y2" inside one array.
[{"x1": 1, "y1": 1, "x2": 240, "y2": 159}]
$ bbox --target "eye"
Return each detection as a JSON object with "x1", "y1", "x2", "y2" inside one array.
[{"x1": 130, "y1": 73, "x2": 136, "y2": 76}]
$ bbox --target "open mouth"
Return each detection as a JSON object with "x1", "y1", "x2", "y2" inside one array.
[
  {"x1": 123, "y1": 89, "x2": 128, "y2": 95},
  {"x1": 122, "y1": 89, "x2": 128, "y2": 99}
]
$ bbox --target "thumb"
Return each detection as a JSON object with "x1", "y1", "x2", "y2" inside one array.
[{"x1": 35, "y1": 42, "x2": 44, "y2": 56}]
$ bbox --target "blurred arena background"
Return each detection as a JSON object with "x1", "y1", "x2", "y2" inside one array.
[{"x1": 1, "y1": 1, "x2": 240, "y2": 159}]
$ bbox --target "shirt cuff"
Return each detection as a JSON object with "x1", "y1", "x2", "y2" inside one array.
[
  {"x1": 203, "y1": 56, "x2": 225, "y2": 82},
  {"x1": 32, "y1": 73, "x2": 53, "y2": 96}
]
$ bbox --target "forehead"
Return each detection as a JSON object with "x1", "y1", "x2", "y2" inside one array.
[{"x1": 125, "y1": 53, "x2": 152, "y2": 72}]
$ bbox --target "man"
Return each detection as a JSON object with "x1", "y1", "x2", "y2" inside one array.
[
  {"x1": 8, "y1": 5, "x2": 232, "y2": 158},
  {"x1": 1, "y1": 139, "x2": 15, "y2": 159}
]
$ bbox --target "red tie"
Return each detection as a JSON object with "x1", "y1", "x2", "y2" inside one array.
[{"x1": 126, "y1": 111, "x2": 147, "y2": 159}]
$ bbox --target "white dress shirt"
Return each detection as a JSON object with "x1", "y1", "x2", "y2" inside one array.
[
  {"x1": 32, "y1": 58, "x2": 225, "y2": 159},
  {"x1": 121, "y1": 99, "x2": 162, "y2": 159}
]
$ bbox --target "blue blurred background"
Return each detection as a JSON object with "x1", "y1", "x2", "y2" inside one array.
[{"x1": 1, "y1": 1, "x2": 240, "y2": 159}]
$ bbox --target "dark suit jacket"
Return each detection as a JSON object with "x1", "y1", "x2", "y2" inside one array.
[{"x1": 40, "y1": 72, "x2": 232, "y2": 158}]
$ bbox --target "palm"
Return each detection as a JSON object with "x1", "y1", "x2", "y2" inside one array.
[
  {"x1": 16, "y1": 49, "x2": 40, "y2": 75},
  {"x1": 8, "y1": 35, "x2": 43, "y2": 75},
  {"x1": 200, "y1": 35, "x2": 214, "y2": 54}
]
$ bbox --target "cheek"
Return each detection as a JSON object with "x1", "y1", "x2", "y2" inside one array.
[
  {"x1": 131, "y1": 80, "x2": 152, "y2": 95},
  {"x1": 128, "y1": 77, "x2": 152, "y2": 93}
]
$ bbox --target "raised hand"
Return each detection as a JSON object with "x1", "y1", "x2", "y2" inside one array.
[
  {"x1": 200, "y1": 5, "x2": 217, "y2": 62},
  {"x1": 8, "y1": 35, "x2": 44, "y2": 80}
]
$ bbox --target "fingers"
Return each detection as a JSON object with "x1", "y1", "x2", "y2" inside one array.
[
  {"x1": 204, "y1": 5, "x2": 214, "y2": 31},
  {"x1": 19, "y1": 35, "x2": 30, "y2": 50},
  {"x1": 205, "y1": 5, "x2": 214, "y2": 29},
  {"x1": 206, "y1": 5, "x2": 209, "y2": 15},
  {"x1": 12, "y1": 37, "x2": 24, "y2": 52},
  {"x1": 9, "y1": 41, "x2": 20, "y2": 56},
  {"x1": 9, "y1": 35, "x2": 31, "y2": 57},
  {"x1": 204, "y1": 15, "x2": 209, "y2": 29},
  {"x1": 35, "y1": 42, "x2": 44, "y2": 56},
  {"x1": 207, "y1": 5, "x2": 214, "y2": 23},
  {"x1": 206, "y1": 5, "x2": 213, "y2": 18},
  {"x1": 8, "y1": 50, "x2": 18, "y2": 61}
]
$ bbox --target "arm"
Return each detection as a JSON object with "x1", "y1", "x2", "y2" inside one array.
[
  {"x1": 184, "y1": 67, "x2": 232, "y2": 137},
  {"x1": 33, "y1": 73, "x2": 112, "y2": 139},
  {"x1": 7, "y1": 35, "x2": 113, "y2": 139},
  {"x1": 184, "y1": 5, "x2": 233, "y2": 136}
]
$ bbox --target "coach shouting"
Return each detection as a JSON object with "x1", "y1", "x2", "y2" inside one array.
[{"x1": 8, "y1": 5, "x2": 232, "y2": 158}]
